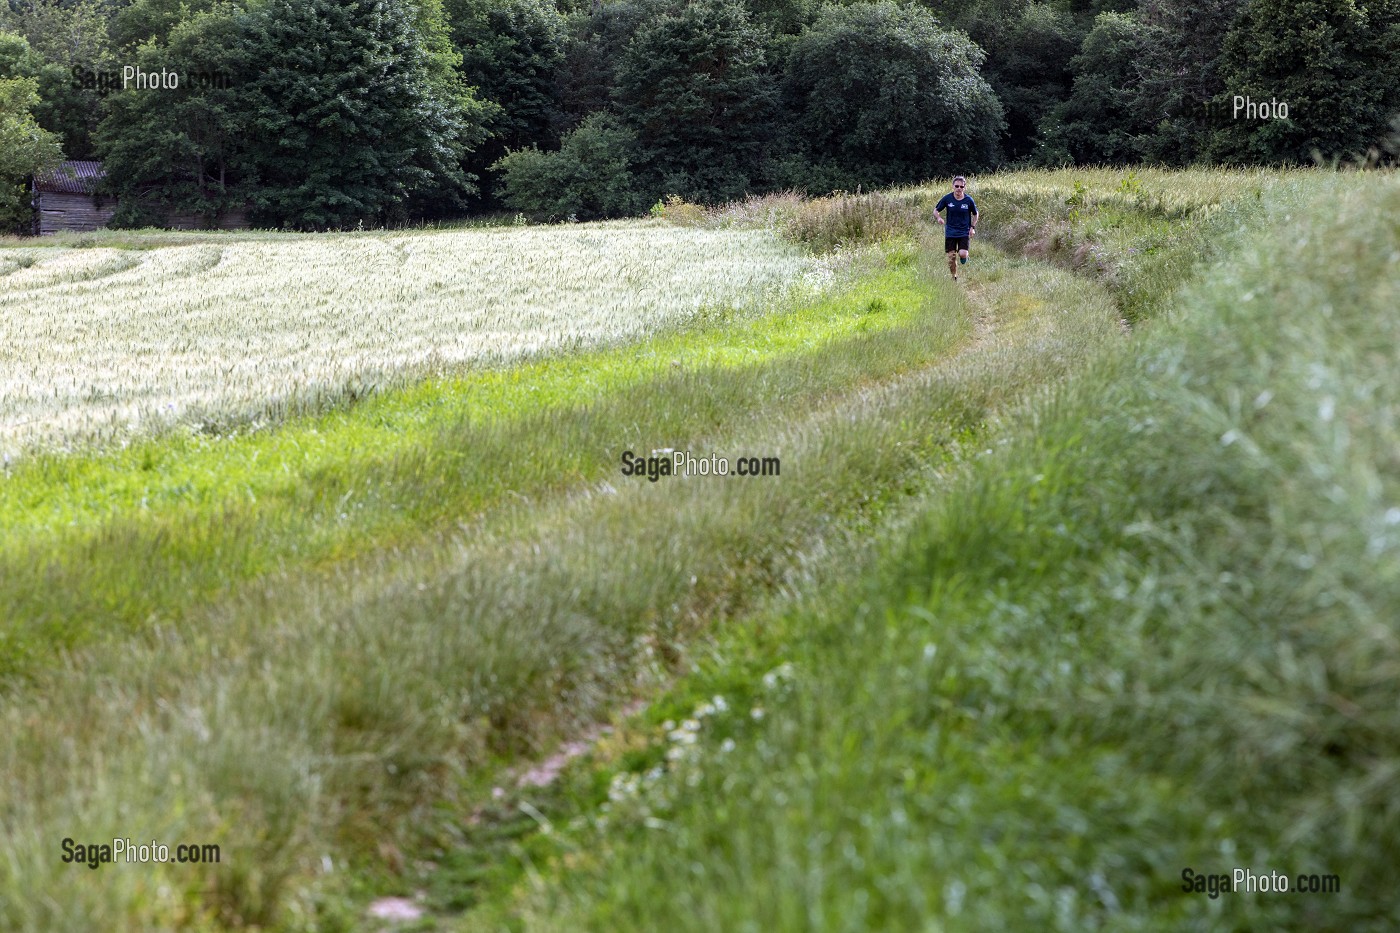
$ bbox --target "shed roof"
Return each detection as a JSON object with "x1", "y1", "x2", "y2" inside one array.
[{"x1": 34, "y1": 161, "x2": 107, "y2": 195}]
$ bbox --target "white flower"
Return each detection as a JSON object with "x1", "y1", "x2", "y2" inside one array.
[{"x1": 762, "y1": 662, "x2": 795, "y2": 690}]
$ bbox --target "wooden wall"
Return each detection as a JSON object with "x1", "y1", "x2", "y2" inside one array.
[
  {"x1": 36, "y1": 192, "x2": 118, "y2": 235},
  {"x1": 34, "y1": 194, "x2": 252, "y2": 235}
]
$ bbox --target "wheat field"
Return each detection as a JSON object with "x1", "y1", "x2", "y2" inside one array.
[{"x1": 0, "y1": 222, "x2": 809, "y2": 456}]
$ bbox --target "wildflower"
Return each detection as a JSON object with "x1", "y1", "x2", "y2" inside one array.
[{"x1": 762, "y1": 662, "x2": 795, "y2": 690}]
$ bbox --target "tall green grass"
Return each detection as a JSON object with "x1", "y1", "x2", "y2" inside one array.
[{"x1": 489, "y1": 173, "x2": 1399, "y2": 930}]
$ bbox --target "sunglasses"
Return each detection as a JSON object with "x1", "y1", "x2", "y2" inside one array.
[{"x1": 954, "y1": 184, "x2": 965, "y2": 189}]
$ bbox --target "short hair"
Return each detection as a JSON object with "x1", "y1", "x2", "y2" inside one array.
[{"x1": 953, "y1": 175, "x2": 967, "y2": 184}]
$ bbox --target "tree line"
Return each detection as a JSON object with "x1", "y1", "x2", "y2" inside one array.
[{"x1": 2, "y1": 0, "x2": 1398, "y2": 230}]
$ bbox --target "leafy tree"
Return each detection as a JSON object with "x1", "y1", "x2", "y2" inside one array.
[
  {"x1": 919, "y1": 0, "x2": 1082, "y2": 161},
  {"x1": 1134, "y1": 0, "x2": 1245, "y2": 164},
  {"x1": 0, "y1": 74, "x2": 62, "y2": 230},
  {"x1": 0, "y1": 0, "x2": 111, "y2": 67},
  {"x1": 745, "y1": 0, "x2": 820, "y2": 37},
  {"x1": 111, "y1": 0, "x2": 229, "y2": 51},
  {"x1": 1064, "y1": 0, "x2": 1136, "y2": 15},
  {"x1": 985, "y1": 2, "x2": 1080, "y2": 160},
  {"x1": 553, "y1": 0, "x2": 666, "y2": 133},
  {"x1": 96, "y1": 6, "x2": 251, "y2": 226},
  {"x1": 408, "y1": 0, "x2": 498, "y2": 217},
  {"x1": 615, "y1": 0, "x2": 778, "y2": 204},
  {"x1": 1038, "y1": 10, "x2": 1151, "y2": 164},
  {"x1": 0, "y1": 30, "x2": 38, "y2": 79},
  {"x1": 0, "y1": 0, "x2": 112, "y2": 157},
  {"x1": 238, "y1": 0, "x2": 491, "y2": 228},
  {"x1": 445, "y1": 0, "x2": 565, "y2": 203},
  {"x1": 493, "y1": 109, "x2": 642, "y2": 218},
  {"x1": 1209, "y1": 0, "x2": 1400, "y2": 162},
  {"x1": 782, "y1": 1, "x2": 1004, "y2": 190}
]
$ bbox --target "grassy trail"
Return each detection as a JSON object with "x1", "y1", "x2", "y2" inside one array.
[{"x1": 454, "y1": 172, "x2": 1400, "y2": 932}]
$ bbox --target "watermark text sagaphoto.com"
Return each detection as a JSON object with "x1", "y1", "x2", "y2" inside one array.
[
  {"x1": 1181, "y1": 867, "x2": 1340, "y2": 898},
  {"x1": 61, "y1": 837, "x2": 221, "y2": 870},
  {"x1": 620, "y1": 449, "x2": 780, "y2": 482}
]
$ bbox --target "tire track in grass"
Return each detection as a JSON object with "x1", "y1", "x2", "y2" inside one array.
[{"x1": 417, "y1": 243, "x2": 1130, "y2": 927}]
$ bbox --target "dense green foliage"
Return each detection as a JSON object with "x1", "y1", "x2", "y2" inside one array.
[
  {"x1": 95, "y1": 6, "x2": 248, "y2": 225},
  {"x1": 615, "y1": 0, "x2": 778, "y2": 203},
  {"x1": 1134, "y1": 0, "x2": 1242, "y2": 163},
  {"x1": 0, "y1": 0, "x2": 109, "y2": 157},
  {"x1": 492, "y1": 110, "x2": 643, "y2": 218},
  {"x1": 5, "y1": 0, "x2": 1400, "y2": 225},
  {"x1": 446, "y1": 0, "x2": 565, "y2": 205},
  {"x1": 979, "y1": 1, "x2": 1079, "y2": 161},
  {"x1": 780, "y1": 1, "x2": 1003, "y2": 189},
  {"x1": 238, "y1": 0, "x2": 488, "y2": 228},
  {"x1": 551, "y1": 0, "x2": 666, "y2": 132},
  {"x1": 0, "y1": 26, "x2": 93, "y2": 158},
  {"x1": 1039, "y1": 11, "x2": 1150, "y2": 163},
  {"x1": 1210, "y1": 0, "x2": 1400, "y2": 162},
  {"x1": 0, "y1": 65, "x2": 60, "y2": 230}
]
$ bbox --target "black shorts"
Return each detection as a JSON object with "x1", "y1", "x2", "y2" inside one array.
[{"x1": 945, "y1": 235, "x2": 970, "y2": 253}]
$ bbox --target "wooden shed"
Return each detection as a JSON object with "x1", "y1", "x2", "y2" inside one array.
[
  {"x1": 30, "y1": 161, "x2": 254, "y2": 234},
  {"x1": 32, "y1": 161, "x2": 116, "y2": 235}
]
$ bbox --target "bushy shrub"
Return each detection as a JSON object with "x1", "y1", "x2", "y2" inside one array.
[
  {"x1": 494, "y1": 111, "x2": 644, "y2": 219},
  {"x1": 649, "y1": 194, "x2": 708, "y2": 227}
]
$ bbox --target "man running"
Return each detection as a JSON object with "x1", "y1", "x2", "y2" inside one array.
[{"x1": 933, "y1": 175, "x2": 978, "y2": 281}]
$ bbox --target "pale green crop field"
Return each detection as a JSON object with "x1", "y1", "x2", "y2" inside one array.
[{"x1": 0, "y1": 222, "x2": 809, "y2": 456}]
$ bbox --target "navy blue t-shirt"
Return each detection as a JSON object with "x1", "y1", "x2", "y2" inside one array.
[{"x1": 936, "y1": 193, "x2": 977, "y2": 237}]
